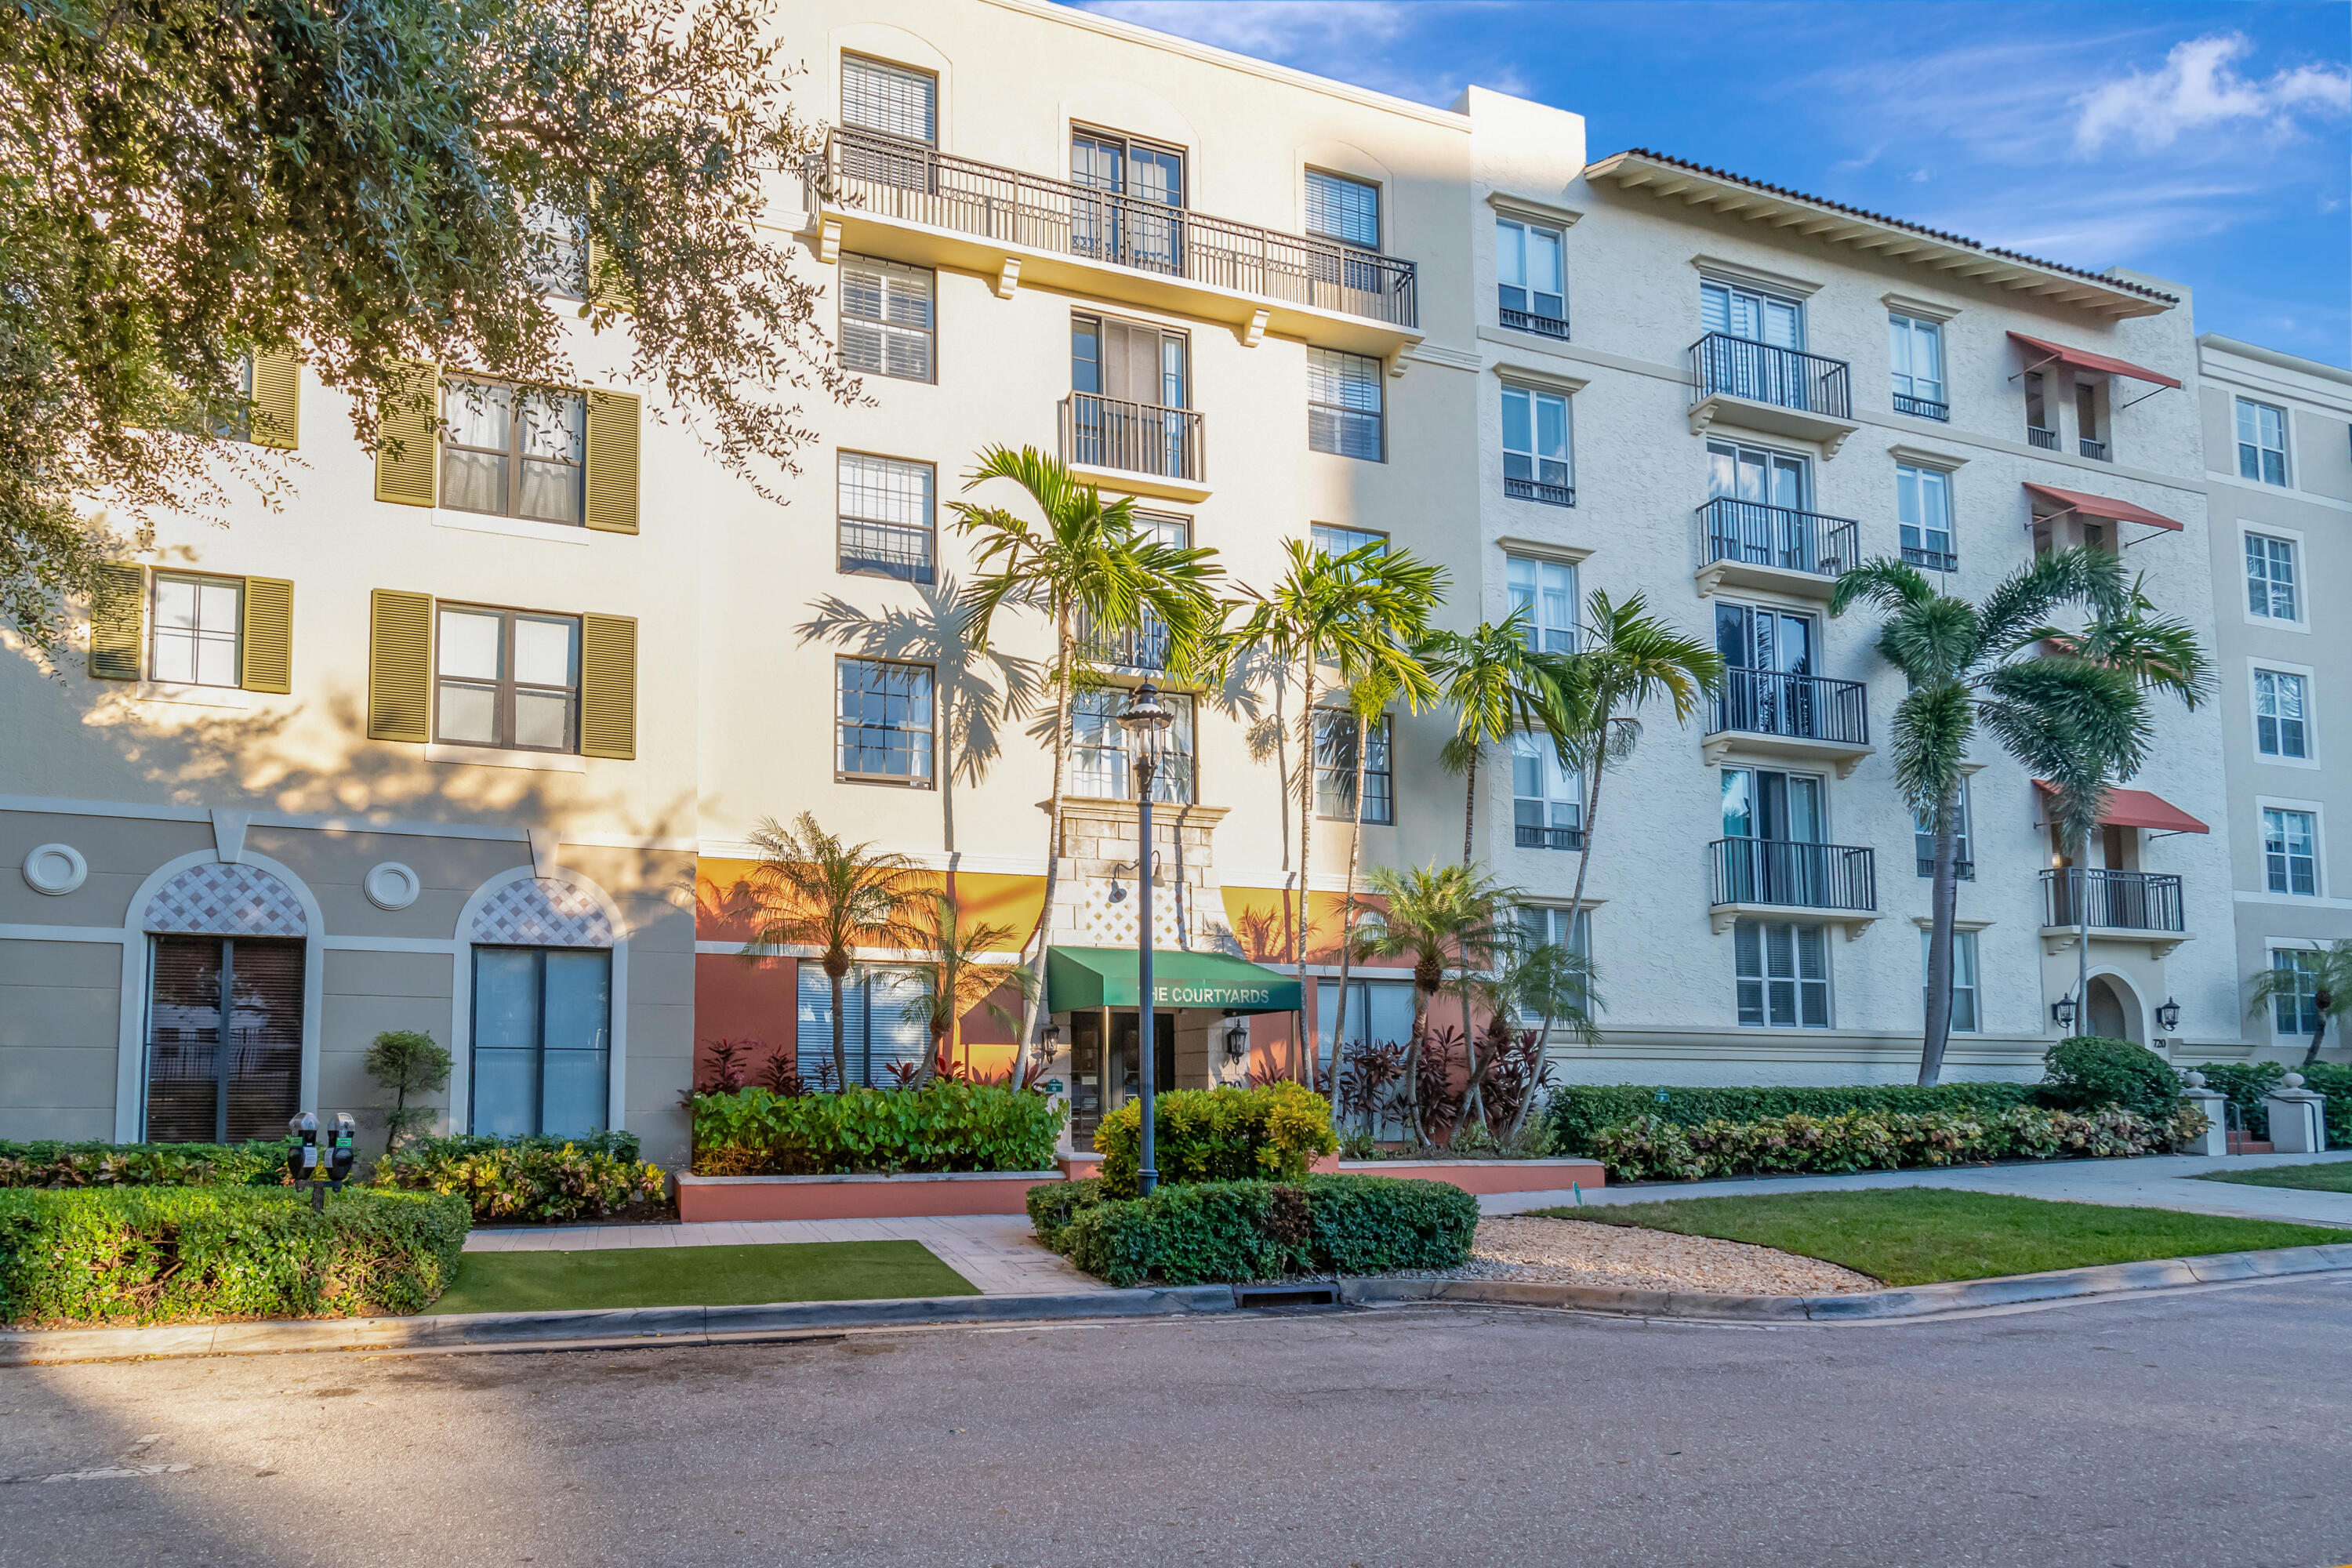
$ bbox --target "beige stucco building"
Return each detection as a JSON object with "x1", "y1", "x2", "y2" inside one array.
[{"x1": 1, "y1": 0, "x2": 2332, "y2": 1164}]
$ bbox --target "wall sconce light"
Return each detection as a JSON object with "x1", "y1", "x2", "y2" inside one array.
[
  {"x1": 2156, "y1": 997, "x2": 2181, "y2": 1033},
  {"x1": 1221, "y1": 1012, "x2": 1249, "y2": 1064},
  {"x1": 1040, "y1": 1023, "x2": 1062, "y2": 1048},
  {"x1": 2051, "y1": 992, "x2": 2078, "y2": 1030}
]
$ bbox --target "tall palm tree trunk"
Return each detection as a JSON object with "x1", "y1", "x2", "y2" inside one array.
[
  {"x1": 1018, "y1": 610, "x2": 1076, "y2": 1087},
  {"x1": 2302, "y1": 1007, "x2": 2331, "y2": 1068},
  {"x1": 1919, "y1": 792, "x2": 1962, "y2": 1085},
  {"x1": 826, "y1": 955, "x2": 851, "y2": 1091},
  {"x1": 1457, "y1": 955, "x2": 1483, "y2": 1135},
  {"x1": 2071, "y1": 826, "x2": 2092, "y2": 1033},
  {"x1": 1293, "y1": 658, "x2": 1320, "y2": 1086},
  {"x1": 1564, "y1": 740, "x2": 1611, "y2": 936},
  {"x1": 1461, "y1": 749, "x2": 1478, "y2": 866},
  {"x1": 1403, "y1": 982, "x2": 1434, "y2": 1147}
]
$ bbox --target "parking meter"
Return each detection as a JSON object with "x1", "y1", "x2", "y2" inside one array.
[
  {"x1": 285, "y1": 1111, "x2": 321, "y2": 1183},
  {"x1": 327, "y1": 1112, "x2": 358, "y2": 1184}
]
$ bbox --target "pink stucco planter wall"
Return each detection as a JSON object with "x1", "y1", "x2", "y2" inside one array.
[
  {"x1": 1335, "y1": 1158, "x2": 1607, "y2": 1194},
  {"x1": 675, "y1": 1171, "x2": 1064, "y2": 1222}
]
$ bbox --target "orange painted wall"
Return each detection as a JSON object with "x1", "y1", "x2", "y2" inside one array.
[
  {"x1": 695, "y1": 859, "x2": 1045, "y2": 953},
  {"x1": 693, "y1": 953, "x2": 798, "y2": 1083}
]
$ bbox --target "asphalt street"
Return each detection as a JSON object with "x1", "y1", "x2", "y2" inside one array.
[{"x1": 4, "y1": 1276, "x2": 2349, "y2": 1568}]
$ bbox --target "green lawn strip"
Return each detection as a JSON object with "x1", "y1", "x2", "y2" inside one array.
[
  {"x1": 431, "y1": 1240, "x2": 979, "y2": 1315},
  {"x1": 2194, "y1": 1162, "x2": 2352, "y2": 1194},
  {"x1": 1526, "y1": 1188, "x2": 2347, "y2": 1287}
]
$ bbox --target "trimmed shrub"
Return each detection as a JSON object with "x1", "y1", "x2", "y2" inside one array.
[
  {"x1": 1048, "y1": 1174, "x2": 1477, "y2": 1288},
  {"x1": 0, "y1": 1138, "x2": 297, "y2": 1190},
  {"x1": 1025, "y1": 1176, "x2": 1102, "y2": 1253},
  {"x1": 2039, "y1": 1036, "x2": 2181, "y2": 1121},
  {"x1": 368, "y1": 1134, "x2": 665, "y2": 1223},
  {"x1": 691, "y1": 1081, "x2": 1065, "y2": 1176},
  {"x1": 1548, "y1": 1083, "x2": 2038, "y2": 1156},
  {"x1": 0, "y1": 1186, "x2": 469, "y2": 1327},
  {"x1": 1092, "y1": 1083, "x2": 1341, "y2": 1199},
  {"x1": 1588, "y1": 1103, "x2": 2205, "y2": 1184}
]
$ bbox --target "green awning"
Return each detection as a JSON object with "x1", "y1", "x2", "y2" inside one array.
[{"x1": 1047, "y1": 946, "x2": 1301, "y2": 1014}]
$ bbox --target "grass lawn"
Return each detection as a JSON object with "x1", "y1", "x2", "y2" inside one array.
[
  {"x1": 1526, "y1": 1188, "x2": 2347, "y2": 1287},
  {"x1": 2194, "y1": 1162, "x2": 2352, "y2": 1194},
  {"x1": 430, "y1": 1240, "x2": 979, "y2": 1315}
]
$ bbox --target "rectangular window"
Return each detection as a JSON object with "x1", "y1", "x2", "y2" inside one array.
[
  {"x1": 470, "y1": 947, "x2": 612, "y2": 1138},
  {"x1": 1501, "y1": 386, "x2": 1573, "y2": 506},
  {"x1": 1305, "y1": 169, "x2": 1381, "y2": 249},
  {"x1": 2269, "y1": 949, "x2": 2323, "y2": 1036},
  {"x1": 440, "y1": 378, "x2": 585, "y2": 525},
  {"x1": 1072, "y1": 687, "x2": 1196, "y2": 803},
  {"x1": 840, "y1": 256, "x2": 935, "y2": 383},
  {"x1": 840, "y1": 54, "x2": 936, "y2": 143},
  {"x1": 1080, "y1": 513, "x2": 1188, "y2": 670},
  {"x1": 1312, "y1": 524, "x2": 1386, "y2": 558},
  {"x1": 1316, "y1": 976, "x2": 1416, "y2": 1057},
  {"x1": 1734, "y1": 919, "x2": 1830, "y2": 1028},
  {"x1": 1496, "y1": 217, "x2": 1566, "y2": 337},
  {"x1": 2237, "y1": 397, "x2": 2288, "y2": 486},
  {"x1": 1915, "y1": 779, "x2": 1973, "y2": 880},
  {"x1": 435, "y1": 605, "x2": 581, "y2": 753},
  {"x1": 1700, "y1": 280, "x2": 1802, "y2": 348},
  {"x1": 2245, "y1": 533, "x2": 2299, "y2": 620},
  {"x1": 522, "y1": 201, "x2": 586, "y2": 299},
  {"x1": 151, "y1": 573, "x2": 243, "y2": 688},
  {"x1": 837, "y1": 452, "x2": 935, "y2": 583},
  {"x1": 2256, "y1": 669, "x2": 2310, "y2": 760},
  {"x1": 837, "y1": 658, "x2": 934, "y2": 785},
  {"x1": 1896, "y1": 463, "x2": 1956, "y2": 572},
  {"x1": 2263, "y1": 807, "x2": 2318, "y2": 896},
  {"x1": 1922, "y1": 928, "x2": 1980, "y2": 1033},
  {"x1": 144, "y1": 935, "x2": 303, "y2": 1143},
  {"x1": 1512, "y1": 731, "x2": 1582, "y2": 850},
  {"x1": 797, "y1": 964, "x2": 929, "y2": 1089},
  {"x1": 1308, "y1": 347, "x2": 1383, "y2": 461},
  {"x1": 1517, "y1": 904, "x2": 1591, "y2": 958},
  {"x1": 1313, "y1": 709, "x2": 1391, "y2": 823},
  {"x1": 1506, "y1": 554, "x2": 1577, "y2": 653},
  {"x1": 1889, "y1": 314, "x2": 1947, "y2": 419},
  {"x1": 2024, "y1": 370, "x2": 2053, "y2": 447}
]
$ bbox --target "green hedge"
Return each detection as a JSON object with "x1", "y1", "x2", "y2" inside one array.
[
  {"x1": 368, "y1": 1134, "x2": 665, "y2": 1224},
  {"x1": 691, "y1": 1082, "x2": 1065, "y2": 1176},
  {"x1": 0, "y1": 1138, "x2": 298, "y2": 1189},
  {"x1": 1588, "y1": 1103, "x2": 2204, "y2": 1183},
  {"x1": 1031, "y1": 1174, "x2": 1477, "y2": 1288},
  {"x1": 2040, "y1": 1036, "x2": 2180, "y2": 1121},
  {"x1": 2189, "y1": 1062, "x2": 2352, "y2": 1145},
  {"x1": 1548, "y1": 1082, "x2": 2038, "y2": 1156},
  {"x1": 0, "y1": 1186, "x2": 469, "y2": 1327},
  {"x1": 1092, "y1": 1083, "x2": 1340, "y2": 1199}
]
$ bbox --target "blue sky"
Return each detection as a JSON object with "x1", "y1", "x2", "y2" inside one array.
[{"x1": 1071, "y1": 2, "x2": 2352, "y2": 365}]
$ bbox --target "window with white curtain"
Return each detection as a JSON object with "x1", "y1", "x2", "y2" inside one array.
[
  {"x1": 1896, "y1": 462, "x2": 1955, "y2": 572},
  {"x1": 1889, "y1": 314, "x2": 1947, "y2": 418},
  {"x1": 1072, "y1": 687, "x2": 1196, "y2": 803},
  {"x1": 1496, "y1": 217, "x2": 1566, "y2": 336},
  {"x1": 2255, "y1": 669, "x2": 2310, "y2": 760},
  {"x1": 1501, "y1": 385, "x2": 1573, "y2": 506},
  {"x1": 1506, "y1": 554, "x2": 1577, "y2": 653},
  {"x1": 1511, "y1": 732, "x2": 1582, "y2": 851}
]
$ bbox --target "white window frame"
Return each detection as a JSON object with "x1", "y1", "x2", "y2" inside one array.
[
  {"x1": 2240, "y1": 523, "x2": 2307, "y2": 631},
  {"x1": 2249, "y1": 660, "x2": 2318, "y2": 768},
  {"x1": 1304, "y1": 168, "x2": 1381, "y2": 250},
  {"x1": 839, "y1": 255, "x2": 935, "y2": 383},
  {"x1": 1495, "y1": 216, "x2": 1566, "y2": 334},
  {"x1": 1700, "y1": 278, "x2": 1804, "y2": 350},
  {"x1": 1074, "y1": 686, "x2": 1196, "y2": 804},
  {"x1": 1510, "y1": 731, "x2": 1583, "y2": 851},
  {"x1": 1914, "y1": 776, "x2": 1973, "y2": 880},
  {"x1": 151, "y1": 572, "x2": 244, "y2": 689},
  {"x1": 2235, "y1": 397, "x2": 2289, "y2": 487},
  {"x1": 1921, "y1": 927, "x2": 1980, "y2": 1033},
  {"x1": 1896, "y1": 461, "x2": 1957, "y2": 573},
  {"x1": 1733, "y1": 918, "x2": 1831, "y2": 1029},
  {"x1": 1307, "y1": 348, "x2": 1384, "y2": 462},
  {"x1": 2256, "y1": 798, "x2": 2325, "y2": 899},
  {"x1": 1505, "y1": 553, "x2": 1577, "y2": 654},
  {"x1": 1888, "y1": 313, "x2": 1946, "y2": 416},
  {"x1": 1501, "y1": 383, "x2": 1573, "y2": 506},
  {"x1": 1517, "y1": 903, "x2": 1591, "y2": 959},
  {"x1": 2264, "y1": 939, "x2": 2325, "y2": 1041},
  {"x1": 1311, "y1": 523, "x2": 1387, "y2": 558}
]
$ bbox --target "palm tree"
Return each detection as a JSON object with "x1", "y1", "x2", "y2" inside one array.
[
  {"x1": 898, "y1": 891, "x2": 1038, "y2": 1084},
  {"x1": 1417, "y1": 607, "x2": 1573, "y2": 864},
  {"x1": 1479, "y1": 928, "x2": 1601, "y2": 1138},
  {"x1": 1235, "y1": 539, "x2": 1443, "y2": 1052},
  {"x1": 2247, "y1": 940, "x2": 2352, "y2": 1067},
  {"x1": 1325, "y1": 669, "x2": 1401, "y2": 1081},
  {"x1": 950, "y1": 445, "x2": 1223, "y2": 1083},
  {"x1": 1352, "y1": 862, "x2": 1519, "y2": 1143},
  {"x1": 1831, "y1": 550, "x2": 2208, "y2": 1083},
  {"x1": 739, "y1": 812, "x2": 925, "y2": 1091}
]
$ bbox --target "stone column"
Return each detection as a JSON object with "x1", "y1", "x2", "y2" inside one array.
[
  {"x1": 2263, "y1": 1073, "x2": 2329, "y2": 1155},
  {"x1": 2176, "y1": 1071, "x2": 2228, "y2": 1157}
]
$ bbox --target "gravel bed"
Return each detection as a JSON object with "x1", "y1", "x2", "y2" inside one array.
[{"x1": 1414, "y1": 1215, "x2": 1880, "y2": 1296}]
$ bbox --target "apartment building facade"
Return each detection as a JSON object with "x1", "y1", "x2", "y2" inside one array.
[{"x1": 0, "y1": 0, "x2": 2318, "y2": 1164}]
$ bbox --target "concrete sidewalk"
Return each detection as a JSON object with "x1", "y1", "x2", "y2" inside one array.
[{"x1": 1483, "y1": 1149, "x2": 2352, "y2": 1228}]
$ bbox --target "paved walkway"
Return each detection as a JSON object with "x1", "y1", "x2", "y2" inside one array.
[
  {"x1": 461, "y1": 1214, "x2": 1107, "y2": 1296},
  {"x1": 1481, "y1": 1149, "x2": 2352, "y2": 1229}
]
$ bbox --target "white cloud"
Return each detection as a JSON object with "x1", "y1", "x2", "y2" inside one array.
[
  {"x1": 2073, "y1": 34, "x2": 2350, "y2": 154},
  {"x1": 1071, "y1": 1, "x2": 1519, "y2": 106}
]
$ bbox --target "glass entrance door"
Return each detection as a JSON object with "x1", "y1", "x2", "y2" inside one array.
[
  {"x1": 1706, "y1": 440, "x2": 1809, "y2": 568},
  {"x1": 1065, "y1": 1010, "x2": 1174, "y2": 1145},
  {"x1": 1722, "y1": 767, "x2": 1826, "y2": 905},
  {"x1": 1716, "y1": 602, "x2": 1817, "y2": 736},
  {"x1": 1071, "y1": 131, "x2": 1185, "y2": 273}
]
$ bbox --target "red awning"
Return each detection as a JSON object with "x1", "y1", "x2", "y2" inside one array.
[
  {"x1": 2008, "y1": 332, "x2": 2182, "y2": 390},
  {"x1": 2034, "y1": 780, "x2": 2209, "y2": 834},
  {"x1": 2024, "y1": 481, "x2": 2183, "y2": 533}
]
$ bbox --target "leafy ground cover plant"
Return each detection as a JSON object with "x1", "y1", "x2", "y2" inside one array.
[
  {"x1": 691, "y1": 1081, "x2": 1065, "y2": 1176},
  {"x1": 0, "y1": 1138, "x2": 296, "y2": 1189},
  {"x1": 368, "y1": 1134, "x2": 664, "y2": 1224},
  {"x1": 1091, "y1": 1083, "x2": 1340, "y2": 1199},
  {"x1": 1588, "y1": 1103, "x2": 2206, "y2": 1184},
  {"x1": 1033, "y1": 1174, "x2": 1477, "y2": 1288}
]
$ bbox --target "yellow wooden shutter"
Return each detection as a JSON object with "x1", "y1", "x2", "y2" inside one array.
[
  {"x1": 241, "y1": 576, "x2": 295, "y2": 693},
  {"x1": 367, "y1": 589, "x2": 434, "y2": 742},
  {"x1": 579, "y1": 613, "x2": 637, "y2": 760},
  {"x1": 249, "y1": 350, "x2": 301, "y2": 449},
  {"x1": 374, "y1": 362, "x2": 439, "y2": 506},
  {"x1": 586, "y1": 233, "x2": 634, "y2": 313},
  {"x1": 584, "y1": 390, "x2": 641, "y2": 535},
  {"x1": 88, "y1": 564, "x2": 145, "y2": 681}
]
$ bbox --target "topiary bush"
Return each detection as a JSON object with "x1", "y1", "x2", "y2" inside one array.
[
  {"x1": 691, "y1": 1081, "x2": 1065, "y2": 1176},
  {"x1": 1548, "y1": 1083, "x2": 2038, "y2": 1156},
  {"x1": 0, "y1": 1186, "x2": 469, "y2": 1327},
  {"x1": 2038, "y1": 1036, "x2": 2181, "y2": 1121},
  {"x1": 1045, "y1": 1174, "x2": 1478, "y2": 1288},
  {"x1": 1588, "y1": 1103, "x2": 2203, "y2": 1184},
  {"x1": 368, "y1": 1134, "x2": 665, "y2": 1223},
  {"x1": 0, "y1": 1138, "x2": 297, "y2": 1189},
  {"x1": 1092, "y1": 1083, "x2": 1340, "y2": 1199}
]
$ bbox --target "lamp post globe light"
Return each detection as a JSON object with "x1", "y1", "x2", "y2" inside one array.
[{"x1": 1118, "y1": 682, "x2": 1175, "y2": 1196}]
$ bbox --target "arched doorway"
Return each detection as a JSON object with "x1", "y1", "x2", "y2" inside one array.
[{"x1": 2085, "y1": 974, "x2": 2141, "y2": 1044}]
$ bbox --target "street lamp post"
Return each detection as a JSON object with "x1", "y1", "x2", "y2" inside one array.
[{"x1": 1119, "y1": 682, "x2": 1174, "y2": 1197}]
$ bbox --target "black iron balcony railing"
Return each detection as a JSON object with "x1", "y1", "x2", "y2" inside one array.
[
  {"x1": 2078, "y1": 437, "x2": 2110, "y2": 462},
  {"x1": 1901, "y1": 543, "x2": 1960, "y2": 573},
  {"x1": 1515, "y1": 822, "x2": 1585, "y2": 851},
  {"x1": 1915, "y1": 854, "x2": 1976, "y2": 881},
  {"x1": 1690, "y1": 335, "x2": 1852, "y2": 421},
  {"x1": 1893, "y1": 392, "x2": 1948, "y2": 421},
  {"x1": 1061, "y1": 393, "x2": 1204, "y2": 484},
  {"x1": 1699, "y1": 498, "x2": 1859, "y2": 578},
  {"x1": 1709, "y1": 670, "x2": 1870, "y2": 746},
  {"x1": 819, "y1": 129, "x2": 1418, "y2": 328},
  {"x1": 1711, "y1": 838, "x2": 1877, "y2": 913},
  {"x1": 837, "y1": 520, "x2": 935, "y2": 584},
  {"x1": 2041, "y1": 868, "x2": 2184, "y2": 932},
  {"x1": 1078, "y1": 612, "x2": 1173, "y2": 672},
  {"x1": 1501, "y1": 303, "x2": 1570, "y2": 339},
  {"x1": 2027, "y1": 424, "x2": 2060, "y2": 451},
  {"x1": 1504, "y1": 475, "x2": 1575, "y2": 508}
]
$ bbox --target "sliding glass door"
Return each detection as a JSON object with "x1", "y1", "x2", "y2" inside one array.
[{"x1": 471, "y1": 946, "x2": 611, "y2": 1138}]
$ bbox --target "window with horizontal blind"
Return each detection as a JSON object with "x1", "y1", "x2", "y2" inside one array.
[
  {"x1": 840, "y1": 255, "x2": 934, "y2": 382},
  {"x1": 837, "y1": 452, "x2": 935, "y2": 583},
  {"x1": 144, "y1": 935, "x2": 303, "y2": 1143},
  {"x1": 797, "y1": 966, "x2": 929, "y2": 1087},
  {"x1": 471, "y1": 947, "x2": 610, "y2": 1138},
  {"x1": 1308, "y1": 348, "x2": 1383, "y2": 461},
  {"x1": 1734, "y1": 918, "x2": 1829, "y2": 1028},
  {"x1": 841, "y1": 53, "x2": 936, "y2": 143},
  {"x1": 1305, "y1": 169, "x2": 1380, "y2": 249}
]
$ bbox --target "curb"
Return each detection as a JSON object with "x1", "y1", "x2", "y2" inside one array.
[
  {"x1": 1335, "y1": 1241, "x2": 2352, "y2": 1321},
  {"x1": 0, "y1": 1286, "x2": 1237, "y2": 1367}
]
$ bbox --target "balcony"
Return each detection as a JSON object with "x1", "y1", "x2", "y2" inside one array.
[
  {"x1": 811, "y1": 129, "x2": 1420, "y2": 357},
  {"x1": 1500, "y1": 303, "x2": 1570, "y2": 340},
  {"x1": 1709, "y1": 838, "x2": 1878, "y2": 935},
  {"x1": 1515, "y1": 822, "x2": 1586, "y2": 851},
  {"x1": 1079, "y1": 612, "x2": 1174, "y2": 673},
  {"x1": 2078, "y1": 437, "x2": 2110, "y2": 462},
  {"x1": 2027, "y1": 425, "x2": 2060, "y2": 452},
  {"x1": 1893, "y1": 392, "x2": 1948, "y2": 422},
  {"x1": 1900, "y1": 543, "x2": 1959, "y2": 574},
  {"x1": 2040, "y1": 868, "x2": 2189, "y2": 957},
  {"x1": 1687, "y1": 335, "x2": 1860, "y2": 455},
  {"x1": 1915, "y1": 855, "x2": 1975, "y2": 881},
  {"x1": 1693, "y1": 498, "x2": 1859, "y2": 602},
  {"x1": 1504, "y1": 475, "x2": 1575, "y2": 508},
  {"x1": 1702, "y1": 670, "x2": 1873, "y2": 777},
  {"x1": 1059, "y1": 393, "x2": 1208, "y2": 502}
]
